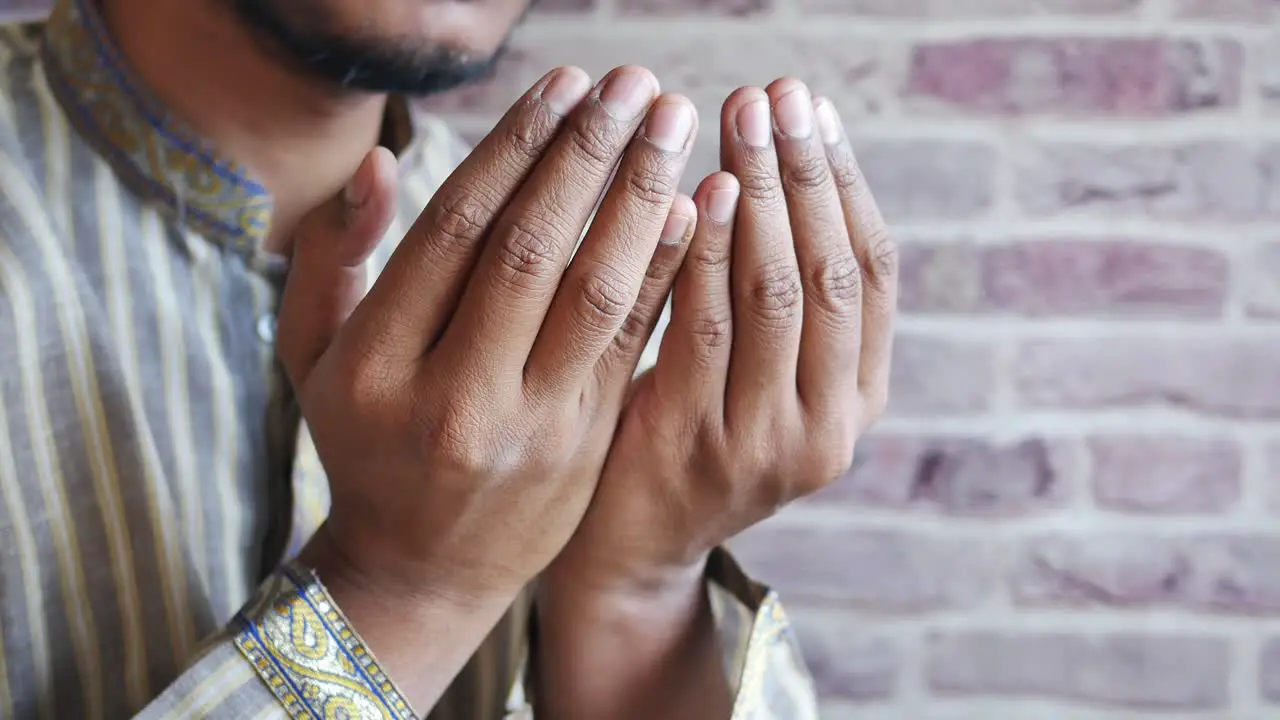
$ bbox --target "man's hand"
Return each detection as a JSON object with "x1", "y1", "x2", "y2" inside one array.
[
  {"x1": 275, "y1": 65, "x2": 700, "y2": 711},
  {"x1": 536, "y1": 78, "x2": 896, "y2": 719}
]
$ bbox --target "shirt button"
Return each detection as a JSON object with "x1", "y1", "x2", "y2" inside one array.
[{"x1": 256, "y1": 313, "x2": 277, "y2": 344}]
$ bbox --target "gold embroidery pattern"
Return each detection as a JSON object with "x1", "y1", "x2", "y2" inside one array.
[
  {"x1": 40, "y1": 0, "x2": 273, "y2": 251},
  {"x1": 732, "y1": 592, "x2": 802, "y2": 720},
  {"x1": 233, "y1": 564, "x2": 416, "y2": 720}
]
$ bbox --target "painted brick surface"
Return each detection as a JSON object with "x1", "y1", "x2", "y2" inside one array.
[{"x1": 7, "y1": 0, "x2": 1278, "y2": 716}]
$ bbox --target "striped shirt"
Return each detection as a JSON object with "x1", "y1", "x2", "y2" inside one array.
[{"x1": 0, "y1": 1, "x2": 820, "y2": 718}]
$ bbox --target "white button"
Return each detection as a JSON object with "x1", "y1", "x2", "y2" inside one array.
[{"x1": 256, "y1": 313, "x2": 277, "y2": 344}]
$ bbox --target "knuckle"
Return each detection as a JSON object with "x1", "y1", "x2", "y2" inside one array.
[
  {"x1": 690, "y1": 241, "x2": 730, "y2": 276},
  {"x1": 808, "y1": 251, "x2": 862, "y2": 315},
  {"x1": 566, "y1": 115, "x2": 623, "y2": 170},
  {"x1": 737, "y1": 168, "x2": 784, "y2": 207},
  {"x1": 623, "y1": 160, "x2": 679, "y2": 209},
  {"x1": 746, "y1": 259, "x2": 803, "y2": 328},
  {"x1": 493, "y1": 214, "x2": 563, "y2": 290},
  {"x1": 829, "y1": 147, "x2": 864, "y2": 192},
  {"x1": 431, "y1": 190, "x2": 490, "y2": 245},
  {"x1": 867, "y1": 230, "x2": 899, "y2": 284},
  {"x1": 501, "y1": 109, "x2": 553, "y2": 163},
  {"x1": 781, "y1": 151, "x2": 831, "y2": 193},
  {"x1": 576, "y1": 266, "x2": 634, "y2": 332},
  {"x1": 421, "y1": 401, "x2": 491, "y2": 475},
  {"x1": 686, "y1": 310, "x2": 731, "y2": 361},
  {"x1": 610, "y1": 308, "x2": 651, "y2": 356}
]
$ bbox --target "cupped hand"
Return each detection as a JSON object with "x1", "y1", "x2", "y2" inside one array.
[
  {"x1": 276, "y1": 65, "x2": 701, "y2": 610},
  {"x1": 548, "y1": 78, "x2": 897, "y2": 596}
]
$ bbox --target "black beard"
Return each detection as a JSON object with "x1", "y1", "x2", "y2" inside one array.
[{"x1": 230, "y1": 0, "x2": 506, "y2": 96}]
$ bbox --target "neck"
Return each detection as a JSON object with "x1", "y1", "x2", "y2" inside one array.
[{"x1": 100, "y1": 0, "x2": 388, "y2": 253}]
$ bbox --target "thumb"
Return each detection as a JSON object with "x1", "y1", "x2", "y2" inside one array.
[{"x1": 278, "y1": 145, "x2": 399, "y2": 391}]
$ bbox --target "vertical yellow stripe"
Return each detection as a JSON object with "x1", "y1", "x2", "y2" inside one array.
[
  {"x1": 91, "y1": 155, "x2": 155, "y2": 707},
  {"x1": 0, "y1": 44, "x2": 53, "y2": 720},
  {"x1": 138, "y1": 208, "x2": 198, "y2": 662},
  {"x1": 0, "y1": 236, "x2": 102, "y2": 720},
  {"x1": 0, "y1": 402, "x2": 45, "y2": 720},
  {"x1": 183, "y1": 229, "x2": 244, "y2": 611},
  {"x1": 140, "y1": 212, "x2": 206, "y2": 586},
  {"x1": 33, "y1": 63, "x2": 71, "y2": 251}
]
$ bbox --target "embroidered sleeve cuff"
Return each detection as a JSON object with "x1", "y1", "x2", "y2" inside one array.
[
  {"x1": 705, "y1": 547, "x2": 821, "y2": 720},
  {"x1": 232, "y1": 562, "x2": 418, "y2": 720},
  {"x1": 499, "y1": 548, "x2": 819, "y2": 720}
]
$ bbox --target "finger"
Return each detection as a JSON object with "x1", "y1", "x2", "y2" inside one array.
[
  {"x1": 278, "y1": 146, "x2": 399, "y2": 389},
  {"x1": 815, "y1": 97, "x2": 897, "y2": 420},
  {"x1": 719, "y1": 86, "x2": 803, "y2": 429},
  {"x1": 766, "y1": 79, "x2": 861, "y2": 417},
  {"x1": 652, "y1": 173, "x2": 738, "y2": 418},
  {"x1": 590, "y1": 192, "x2": 697, "y2": 403},
  {"x1": 441, "y1": 66, "x2": 660, "y2": 382},
  {"x1": 357, "y1": 66, "x2": 594, "y2": 360},
  {"x1": 527, "y1": 93, "x2": 697, "y2": 398}
]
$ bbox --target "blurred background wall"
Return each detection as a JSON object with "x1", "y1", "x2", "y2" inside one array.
[{"x1": 5, "y1": 0, "x2": 1278, "y2": 717}]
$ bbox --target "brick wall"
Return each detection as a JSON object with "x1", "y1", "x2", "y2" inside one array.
[
  {"x1": 8, "y1": 0, "x2": 1279, "y2": 717},
  {"x1": 437, "y1": 2, "x2": 1279, "y2": 717}
]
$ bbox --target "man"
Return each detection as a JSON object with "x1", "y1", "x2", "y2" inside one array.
[{"x1": 0, "y1": 0, "x2": 896, "y2": 717}]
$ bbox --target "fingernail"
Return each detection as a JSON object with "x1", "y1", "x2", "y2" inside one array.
[
  {"x1": 645, "y1": 99, "x2": 695, "y2": 153},
  {"x1": 541, "y1": 67, "x2": 591, "y2": 116},
  {"x1": 815, "y1": 98, "x2": 842, "y2": 145},
  {"x1": 736, "y1": 99, "x2": 770, "y2": 149},
  {"x1": 600, "y1": 68, "x2": 657, "y2": 120},
  {"x1": 659, "y1": 212, "x2": 691, "y2": 246},
  {"x1": 706, "y1": 187, "x2": 739, "y2": 224},
  {"x1": 773, "y1": 86, "x2": 813, "y2": 139},
  {"x1": 343, "y1": 156, "x2": 373, "y2": 209}
]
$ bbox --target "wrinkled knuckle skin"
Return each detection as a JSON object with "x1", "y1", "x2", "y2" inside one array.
[
  {"x1": 501, "y1": 110, "x2": 553, "y2": 165},
  {"x1": 420, "y1": 402, "x2": 492, "y2": 476},
  {"x1": 431, "y1": 191, "x2": 491, "y2": 247},
  {"x1": 566, "y1": 113, "x2": 624, "y2": 170},
  {"x1": 808, "y1": 252, "x2": 862, "y2": 317},
  {"x1": 610, "y1": 308, "x2": 652, "y2": 357},
  {"x1": 736, "y1": 166, "x2": 784, "y2": 208},
  {"x1": 690, "y1": 242, "x2": 730, "y2": 276},
  {"x1": 493, "y1": 214, "x2": 564, "y2": 291},
  {"x1": 623, "y1": 160, "x2": 679, "y2": 210},
  {"x1": 687, "y1": 312, "x2": 731, "y2": 363},
  {"x1": 575, "y1": 267, "x2": 634, "y2": 333},
  {"x1": 867, "y1": 230, "x2": 899, "y2": 286},
  {"x1": 746, "y1": 260, "x2": 803, "y2": 330},
  {"x1": 781, "y1": 151, "x2": 831, "y2": 195},
  {"x1": 828, "y1": 147, "x2": 865, "y2": 193}
]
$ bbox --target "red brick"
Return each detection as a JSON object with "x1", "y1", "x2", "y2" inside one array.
[
  {"x1": 813, "y1": 434, "x2": 1074, "y2": 515},
  {"x1": 801, "y1": 0, "x2": 1141, "y2": 14},
  {"x1": 730, "y1": 525, "x2": 995, "y2": 609},
  {"x1": 617, "y1": 0, "x2": 770, "y2": 15},
  {"x1": 906, "y1": 38, "x2": 1241, "y2": 116},
  {"x1": 1175, "y1": 0, "x2": 1278, "y2": 20},
  {"x1": 901, "y1": 240, "x2": 1228, "y2": 318},
  {"x1": 1090, "y1": 436, "x2": 1242, "y2": 513},
  {"x1": 790, "y1": 611, "x2": 899, "y2": 701},
  {"x1": 532, "y1": 0, "x2": 597, "y2": 12},
  {"x1": 928, "y1": 631, "x2": 1231, "y2": 708},
  {"x1": 886, "y1": 335, "x2": 996, "y2": 416},
  {"x1": 1015, "y1": 141, "x2": 1280, "y2": 220},
  {"x1": 1013, "y1": 534, "x2": 1280, "y2": 615},
  {"x1": 1014, "y1": 336, "x2": 1280, "y2": 418}
]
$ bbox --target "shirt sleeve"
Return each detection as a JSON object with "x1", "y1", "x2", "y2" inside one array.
[
  {"x1": 501, "y1": 548, "x2": 821, "y2": 720},
  {"x1": 135, "y1": 563, "x2": 418, "y2": 720}
]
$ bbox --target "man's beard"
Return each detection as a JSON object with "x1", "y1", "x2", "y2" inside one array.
[{"x1": 230, "y1": 0, "x2": 506, "y2": 96}]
